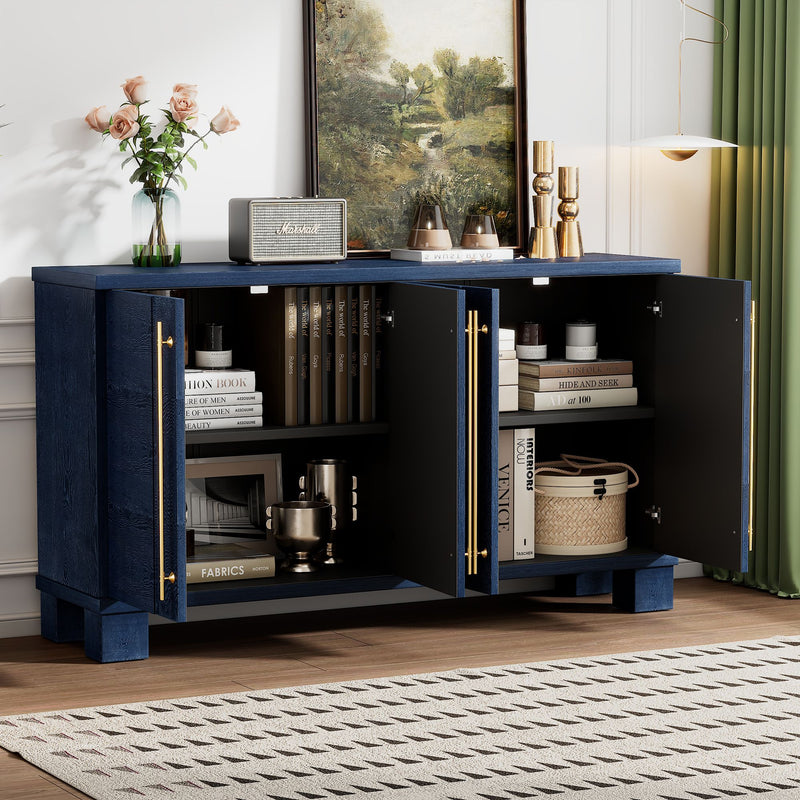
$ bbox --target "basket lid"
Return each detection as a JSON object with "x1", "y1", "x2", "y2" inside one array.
[{"x1": 534, "y1": 464, "x2": 630, "y2": 489}]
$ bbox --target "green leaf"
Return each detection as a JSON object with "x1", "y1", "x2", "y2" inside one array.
[
  {"x1": 186, "y1": 155, "x2": 197, "y2": 170},
  {"x1": 175, "y1": 174, "x2": 188, "y2": 190}
]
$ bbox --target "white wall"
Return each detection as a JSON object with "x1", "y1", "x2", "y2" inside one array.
[{"x1": 0, "y1": 0, "x2": 716, "y2": 637}]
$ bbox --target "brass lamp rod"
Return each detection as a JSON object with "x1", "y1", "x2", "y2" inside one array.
[{"x1": 677, "y1": 1, "x2": 729, "y2": 136}]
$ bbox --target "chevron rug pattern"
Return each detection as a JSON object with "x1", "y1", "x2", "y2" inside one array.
[{"x1": 2, "y1": 636, "x2": 800, "y2": 799}]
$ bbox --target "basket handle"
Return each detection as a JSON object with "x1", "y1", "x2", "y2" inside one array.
[{"x1": 534, "y1": 454, "x2": 640, "y2": 490}]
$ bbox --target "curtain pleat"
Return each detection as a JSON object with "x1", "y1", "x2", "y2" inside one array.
[{"x1": 707, "y1": 0, "x2": 800, "y2": 597}]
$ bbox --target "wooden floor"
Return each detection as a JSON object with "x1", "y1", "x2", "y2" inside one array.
[{"x1": 2, "y1": 577, "x2": 799, "y2": 798}]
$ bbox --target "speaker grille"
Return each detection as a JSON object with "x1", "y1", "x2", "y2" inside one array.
[{"x1": 250, "y1": 200, "x2": 346, "y2": 261}]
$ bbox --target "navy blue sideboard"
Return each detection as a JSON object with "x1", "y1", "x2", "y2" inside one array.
[{"x1": 31, "y1": 254, "x2": 751, "y2": 662}]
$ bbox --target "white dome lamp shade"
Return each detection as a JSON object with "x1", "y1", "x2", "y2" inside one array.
[{"x1": 633, "y1": 1, "x2": 737, "y2": 161}]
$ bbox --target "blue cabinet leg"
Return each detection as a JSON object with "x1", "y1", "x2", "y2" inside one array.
[
  {"x1": 612, "y1": 565, "x2": 675, "y2": 612},
  {"x1": 83, "y1": 609, "x2": 149, "y2": 663},
  {"x1": 40, "y1": 593, "x2": 84, "y2": 643},
  {"x1": 555, "y1": 571, "x2": 613, "y2": 596}
]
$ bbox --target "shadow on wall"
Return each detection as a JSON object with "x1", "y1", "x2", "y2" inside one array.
[{"x1": 0, "y1": 119, "x2": 122, "y2": 266}]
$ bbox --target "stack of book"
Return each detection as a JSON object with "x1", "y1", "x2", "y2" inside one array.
[
  {"x1": 498, "y1": 328, "x2": 519, "y2": 412},
  {"x1": 184, "y1": 369, "x2": 263, "y2": 431},
  {"x1": 256, "y1": 285, "x2": 382, "y2": 426},
  {"x1": 497, "y1": 427, "x2": 535, "y2": 561},
  {"x1": 517, "y1": 358, "x2": 636, "y2": 411}
]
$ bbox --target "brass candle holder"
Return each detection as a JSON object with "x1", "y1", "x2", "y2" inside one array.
[
  {"x1": 556, "y1": 166, "x2": 584, "y2": 258},
  {"x1": 527, "y1": 140, "x2": 558, "y2": 259}
]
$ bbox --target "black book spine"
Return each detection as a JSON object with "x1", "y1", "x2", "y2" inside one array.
[
  {"x1": 309, "y1": 286, "x2": 323, "y2": 425},
  {"x1": 334, "y1": 285, "x2": 349, "y2": 423},
  {"x1": 358, "y1": 284, "x2": 376, "y2": 422},
  {"x1": 348, "y1": 286, "x2": 359, "y2": 423},
  {"x1": 297, "y1": 286, "x2": 310, "y2": 425},
  {"x1": 321, "y1": 286, "x2": 335, "y2": 424},
  {"x1": 374, "y1": 287, "x2": 384, "y2": 422}
]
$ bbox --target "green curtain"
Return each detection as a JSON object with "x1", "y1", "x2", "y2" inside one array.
[{"x1": 707, "y1": 0, "x2": 800, "y2": 596}]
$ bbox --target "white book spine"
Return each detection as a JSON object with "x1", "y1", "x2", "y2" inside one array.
[
  {"x1": 520, "y1": 386, "x2": 638, "y2": 410},
  {"x1": 185, "y1": 416, "x2": 262, "y2": 431},
  {"x1": 390, "y1": 247, "x2": 515, "y2": 262},
  {"x1": 497, "y1": 429, "x2": 514, "y2": 562},
  {"x1": 184, "y1": 392, "x2": 262, "y2": 407},
  {"x1": 184, "y1": 370, "x2": 257, "y2": 395},
  {"x1": 184, "y1": 404, "x2": 263, "y2": 419},
  {"x1": 513, "y1": 428, "x2": 535, "y2": 559}
]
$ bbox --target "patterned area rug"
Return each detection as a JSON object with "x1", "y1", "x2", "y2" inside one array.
[{"x1": 2, "y1": 636, "x2": 800, "y2": 800}]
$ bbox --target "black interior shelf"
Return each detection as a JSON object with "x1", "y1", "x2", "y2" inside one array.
[
  {"x1": 186, "y1": 565, "x2": 416, "y2": 607},
  {"x1": 185, "y1": 421, "x2": 390, "y2": 444},
  {"x1": 499, "y1": 548, "x2": 678, "y2": 580},
  {"x1": 499, "y1": 406, "x2": 656, "y2": 428}
]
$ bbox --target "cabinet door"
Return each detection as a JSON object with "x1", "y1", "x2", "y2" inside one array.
[
  {"x1": 105, "y1": 290, "x2": 186, "y2": 621},
  {"x1": 384, "y1": 283, "x2": 466, "y2": 596},
  {"x1": 653, "y1": 275, "x2": 751, "y2": 571},
  {"x1": 462, "y1": 285, "x2": 499, "y2": 595}
]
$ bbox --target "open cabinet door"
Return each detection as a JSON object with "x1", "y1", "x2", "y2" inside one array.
[
  {"x1": 105, "y1": 290, "x2": 186, "y2": 621},
  {"x1": 652, "y1": 275, "x2": 751, "y2": 571},
  {"x1": 462, "y1": 285, "x2": 499, "y2": 595},
  {"x1": 385, "y1": 283, "x2": 466, "y2": 597}
]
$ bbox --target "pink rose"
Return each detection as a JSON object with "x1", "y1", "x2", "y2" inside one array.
[
  {"x1": 108, "y1": 105, "x2": 140, "y2": 141},
  {"x1": 210, "y1": 106, "x2": 240, "y2": 134},
  {"x1": 169, "y1": 91, "x2": 199, "y2": 125},
  {"x1": 121, "y1": 76, "x2": 148, "y2": 105},
  {"x1": 173, "y1": 83, "x2": 198, "y2": 100},
  {"x1": 85, "y1": 106, "x2": 110, "y2": 133}
]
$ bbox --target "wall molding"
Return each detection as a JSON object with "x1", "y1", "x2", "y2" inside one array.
[
  {"x1": 0, "y1": 349, "x2": 34, "y2": 367},
  {"x1": 0, "y1": 402, "x2": 36, "y2": 422},
  {"x1": 0, "y1": 559, "x2": 38, "y2": 577}
]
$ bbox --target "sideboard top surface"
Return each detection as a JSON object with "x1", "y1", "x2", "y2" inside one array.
[{"x1": 31, "y1": 253, "x2": 680, "y2": 291}]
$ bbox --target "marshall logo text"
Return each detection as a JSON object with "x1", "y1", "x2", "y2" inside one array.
[{"x1": 275, "y1": 221, "x2": 321, "y2": 236}]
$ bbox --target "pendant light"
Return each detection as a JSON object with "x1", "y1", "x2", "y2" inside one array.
[{"x1": 634, "y1": 0, "x2": 737, "y2": 161}]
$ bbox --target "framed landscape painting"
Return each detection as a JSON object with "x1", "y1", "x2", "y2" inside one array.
[{"x1": 305, "y1": 0, "x2": 529, "y2": 255}]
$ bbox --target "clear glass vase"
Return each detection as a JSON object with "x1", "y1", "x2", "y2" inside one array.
[{"x1": 131, "y1": 187, "x2": 182, "y2": 267}]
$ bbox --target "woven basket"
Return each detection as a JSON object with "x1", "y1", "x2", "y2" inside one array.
[{"x1": 534, "y1": 455, "x2": 639, "y2": 556}]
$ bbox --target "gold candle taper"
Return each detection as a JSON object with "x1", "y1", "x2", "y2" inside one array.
[
  {"x1": 528, "y1": 140, "x2": 558, "y2": 259},
  {"x1": 556, "y1": 166, "x2": 584, "y2": 258}
]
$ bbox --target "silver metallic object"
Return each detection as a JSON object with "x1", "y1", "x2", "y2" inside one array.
[
  {"x1": 299, "y1": 459, "x2": 357, "y2": 565},
  {"x1": 267, "y1": 500, "x2": 335, "y2": 573}
]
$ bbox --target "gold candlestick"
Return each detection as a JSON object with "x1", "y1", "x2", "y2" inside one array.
[
  {"x1": 528, "y1": 140, "x2": 558, "y2": 259},
  {"x1": 556, "y1": 166, "x2": 584, "y2": 258}
]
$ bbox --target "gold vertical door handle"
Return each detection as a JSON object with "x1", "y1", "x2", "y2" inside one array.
[
  {"x1": 156, "y1": 321, "x2": 174, "y2": 601},
  {"x1": 471, "y1": 310, "x2": 480, "y2": 575},
  {"x1": 465, "y1": 313, "x2": 474, "y2": 575},
  {"x1": 464, "y1": 310, "x2": 482, "y2": 576},
  {"x1": 748, "y1": 300, "x2": 756, "y2": 552}
]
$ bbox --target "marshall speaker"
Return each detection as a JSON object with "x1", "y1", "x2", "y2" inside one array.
[{"x1": 229, "y1": 197, "x2": 347, "y2": 264}]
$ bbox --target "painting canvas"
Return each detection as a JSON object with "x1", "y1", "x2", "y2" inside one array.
[{"x1": 307, "y1": 0, "x2": 527, "y2": 254}]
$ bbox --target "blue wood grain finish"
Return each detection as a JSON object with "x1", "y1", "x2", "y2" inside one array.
[
  {"x1": 31, "y1": 253, "x2": 681, "y2": 291},
  {"x1": 554, "y1": 571, "x2": 614, "y2": 596},
  {"x1": 83, "y1": 609, "x2": 149, "y2": 662},
  {"x1": 34, "y1": 283, "x2": 103, "y2": 596},
  {"x1": 612, "y1": 565, "x2": 675, "y2": 612},
  {"x1": 36, "y1": 575, "x2": 145, "y2": 614},
  {"x1": 105, "y1": 290, "x2": 186, "y2": 622},
  {"x1": 464, "y1": 285, "x2": 499, "y2": 595},
  {"x1": 40, "y1": 593, "x2": 85, "y2": 642}
]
